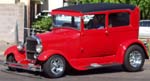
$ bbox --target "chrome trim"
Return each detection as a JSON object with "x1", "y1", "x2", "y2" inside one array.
[
  {"x1": 17, "y1": 42, "x2": 24, "y2": 51},
  {"x1": 129, "y1": 51, "x2": 142, "y2": 68},
  {"x1": 50, "y1": 57, "x2": 65, "y2": 75},
  {"x1": 31, "y1": 35, "x2": 41, "y2": 45},
  {"x1": 4, "y1": 61, "x2": 42, "y2": 72},
  {"x1": 26, "y1": 35, "x2": 42, "y2": 60},
  {"x1": 87, "y1": 63, "x2": 120, "y2": 70}
]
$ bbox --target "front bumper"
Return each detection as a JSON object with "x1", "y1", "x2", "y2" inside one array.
[{"x1": 0, "y1": 59, "x2": 42, "y2": 72}]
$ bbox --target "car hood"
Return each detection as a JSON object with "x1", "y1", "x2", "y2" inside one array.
[{"x1": 36, "y1": 28, "x2": 80, "y2": 49}]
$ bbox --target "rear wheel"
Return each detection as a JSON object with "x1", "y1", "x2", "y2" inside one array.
[
  {"x1": 43, "y1": 55, "x2": 66, "y2": 78},
  {"x1": 123, "y1": 45, "x2": 145, "y2": 72}
]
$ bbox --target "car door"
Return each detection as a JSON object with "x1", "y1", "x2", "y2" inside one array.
[
  {"x1": 107, "y1": 12, "x2": 132, "y2": 55},
  {"x1": 80, "y1": 14, "x2": 112, "y2": 58}
]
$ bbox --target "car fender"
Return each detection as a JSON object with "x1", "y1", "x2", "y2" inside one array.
[
  {"x1": 38, "y1": 50, "x2": 86, "y2": 70},
  {"x1": 38, "y1": 50, "x2": 69, "y2": 62},
  {"x1": 116, "y1": 39, "x2": 149, "y2": 64},
  {"x1": 4, "y1": 45, "x2": 26, "y2": 62}
]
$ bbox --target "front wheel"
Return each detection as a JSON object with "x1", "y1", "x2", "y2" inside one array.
[
  {"x1": 6, "y1": 55, "x2": 17, "y2": 71},
  {"x1": 123, "y1": 45, "x2": 145, "y2": 72},
  {"x1": 43, "y1": 55, "x2": 66, "y2": 78}
]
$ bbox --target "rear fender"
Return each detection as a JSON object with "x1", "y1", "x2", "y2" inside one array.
[
  {"x1": 4, "y1": 45, "x2": 26, "y2": 62},
  {"x1": 116, "y1": 39, "x2": 149, "y2": 64}
]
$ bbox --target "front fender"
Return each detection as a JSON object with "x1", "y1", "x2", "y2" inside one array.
[
  {"x1": 37, "y1": 50, "x2": 69, "y2": 62},
  {"x1": 116, "y1": 39, "x2": 149, "y2": 64},
  {"x1": 4, "y1": 45, "x2": 25, "y2": 62}
]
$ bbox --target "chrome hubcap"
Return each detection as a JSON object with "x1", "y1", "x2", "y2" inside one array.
[
  {"x1": 129, "y1": 51, "x2": 142, "y2": 68},
  {"x1": 50, "y1": 58, "x2": 64, "y2": 75}
]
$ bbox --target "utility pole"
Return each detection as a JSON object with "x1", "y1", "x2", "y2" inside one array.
[
  {"x1": 27, "y1": 0, "x2": 31, "y2": 28},
  {"x1": 24, "y1": 0, "x2": 31, "y2": 42}
]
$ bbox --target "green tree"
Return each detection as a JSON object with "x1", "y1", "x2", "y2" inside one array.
[
  {"x1": 115, "y1": 0, "x2": 150, "y2": 19},
  {"x1": 72, "y1": 0, "x2": 150, "y2": 19}
]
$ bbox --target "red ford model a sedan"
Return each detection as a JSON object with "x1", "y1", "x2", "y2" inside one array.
[{"x1": 4, "y1": 3, "x2": 149, "y2": 78}]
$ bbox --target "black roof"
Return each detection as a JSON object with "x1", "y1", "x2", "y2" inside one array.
[{"x1": 55, "y1": 3, "x2": 136, "y2": 13}]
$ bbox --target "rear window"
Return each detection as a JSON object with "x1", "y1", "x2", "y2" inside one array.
[{"x1": 109, "y1": 12, "x2": 129, "y2": 27}]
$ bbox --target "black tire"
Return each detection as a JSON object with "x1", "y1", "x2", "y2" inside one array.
[
  {"x1": 43, "y1": 55, "x2": 66, "y2": 78},
  {"x1": 123, "y1": 45, "x2": 145, "y2": 72},
  {"x1": 6, "y1": 55, "x2": 17, "y2": 71}
]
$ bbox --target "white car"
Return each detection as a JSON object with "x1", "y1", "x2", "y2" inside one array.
[{"x1": 139, "y1": 20, "x2": 150, "y2": 38}]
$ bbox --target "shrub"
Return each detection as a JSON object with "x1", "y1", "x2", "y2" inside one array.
[{"x1": 32, "y1": 16, "x2": 52, "y2": 32}]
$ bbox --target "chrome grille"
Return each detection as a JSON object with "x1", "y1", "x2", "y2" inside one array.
[
  {"x1": 26, "y1": 52, "x2": 35, "y2": 60},
  {"x1": 26, "y1": 37, "x2": 37, "y2": 60}
]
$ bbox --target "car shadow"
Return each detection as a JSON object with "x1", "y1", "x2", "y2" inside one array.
[
  {"x1": 66, "y1": 65, "x2": 124, "y2": 76},
  {"x1": 67, "y1": 65, "x2": 145, "y2": 76},
  {"x1": 29, "y1": 65, "x2": 125, "y2": 78}
]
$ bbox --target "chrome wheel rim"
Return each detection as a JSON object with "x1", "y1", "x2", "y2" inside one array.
[
  {"x1": 50, "y1": 58, "x2": 64, "y2": 75},
  {"x1": 129, "y1": 50, "x2": 142, "y2": 68}
]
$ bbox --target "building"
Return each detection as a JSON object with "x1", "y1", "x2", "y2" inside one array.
[
  {"x1": 0, "y1": 0, "x2": 70, "y2": 27},
  {"x1": 41, "y1": 0, "x2": 64, "y2": 12},
  {"x1": 0, "y1": 0, "x2": 25, "y2": 45},
  {"x1": 0, "y1": 0, "x2": 16, "y2": 4},
  {"x1": 0, "y1": 0, "x2": 71, "y2": 54}
]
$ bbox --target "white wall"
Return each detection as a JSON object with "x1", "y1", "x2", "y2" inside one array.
[
  {"x1": 20, "y1": 0, "x2": 29, "y2": 5},
  {"x1": 48, "y1": 0, "x2": 63, "y2": 12},
  {"x1": 0, "y1": 4, "x2": 25, "y2": 43},
  {"x1": 0, "y1": 0, "x2": 16, "y2": 4}
]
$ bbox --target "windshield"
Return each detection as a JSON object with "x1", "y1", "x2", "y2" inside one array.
[{"x1": 53, "y1": 15, "x2": 81, "y2": 29}]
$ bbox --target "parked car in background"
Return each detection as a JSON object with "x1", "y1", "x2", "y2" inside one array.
[{"x1": 139, "y1": 20, "x2": 150, "y2": 38}]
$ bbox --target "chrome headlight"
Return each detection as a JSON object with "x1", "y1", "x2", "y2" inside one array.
[
  {"x1": 36, "y1": 44, "x2": 43, "y2": 53},
  {"x1": 17, "y1": 42, "x2": 24, "y2": 51}
]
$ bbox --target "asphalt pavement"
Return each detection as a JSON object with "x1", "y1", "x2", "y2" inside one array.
[{"x1": 0, "y1": 58, "x2": 150, "y2": 81}]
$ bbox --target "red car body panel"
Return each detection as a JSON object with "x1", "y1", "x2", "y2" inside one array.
[
  {"x1": 4, "y1": 46, "x2": 26, "y2": 63},
  {"x1": 115, "y1": 39, "x2": 149, "y2": 64},
  {"x1": 4, "y1": 4, "x2": 149, "y2": 71}
]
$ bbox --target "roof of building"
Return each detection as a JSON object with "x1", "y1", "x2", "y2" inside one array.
[{"x1": 55, "y1": 3, "x2": 136, "y2": 13}]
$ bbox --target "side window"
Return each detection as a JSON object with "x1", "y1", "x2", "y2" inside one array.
[
  {"x1": 109, "y1": 12, "x2": 129, "y2": 27},
  {"x1": 84, "y1": 14, "x2": 105, "y2": 29}
]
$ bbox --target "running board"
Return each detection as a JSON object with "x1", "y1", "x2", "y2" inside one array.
[
  {"x1": 0, "y1": 59, "x2": 42, "y2": 72},
  {"x1": 87, "y1": 63, "x2": 119, "y2": 69}
]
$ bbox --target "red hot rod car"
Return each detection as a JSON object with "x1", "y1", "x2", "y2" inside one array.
[{"x1": 4, "y1": 3, "x2": 149, "y2": 78}]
